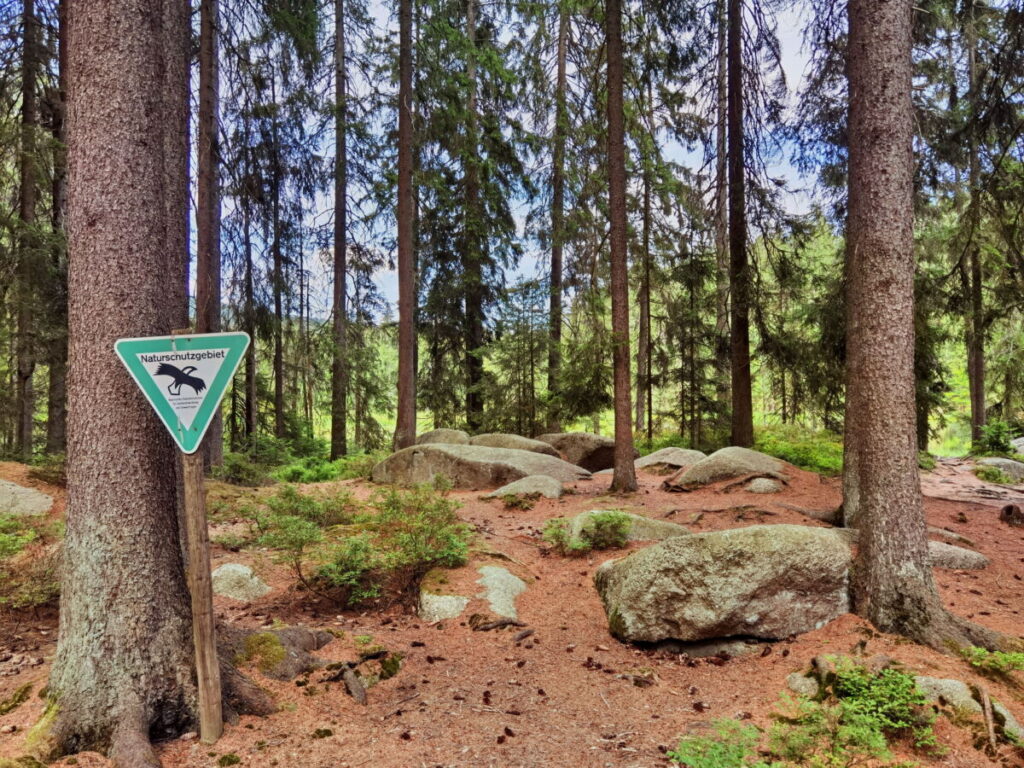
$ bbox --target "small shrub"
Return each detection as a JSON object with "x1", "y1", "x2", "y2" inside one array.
[
  {"x1": 542, "y1": 518, "x2": 589, "y2": 556},
  {"x1": 0, "y1": 515, "x2": 37, "y2": 560},
  {"x1": 542, "y1": 512, "x2": 631, "y2": 555},
  {"x1": 754, "y1": 426, "x2": 844, "y2": 476},
  {"x1": 335, "y1": 452, "x2": 387, "y2": 480},
  {"x1": 668, "y1": 719, "x2": 781, "y2": 767},
  {"x1": 974, "y1": 465, "x2": 1013, "y2": 484},
  {"x1": 917, "y1": 452, "x2": 936, "y2": 471},
  {"x1": 273, "y1": 456, "x2": 344, "y2": 484},
  {"x1": 256, "y1": 513, "x2": 323, "y2": 585},
  {"x1": 317, "y1": 534, "x2": 383, "y2": 605},
  {"x1": 264, "y1": 484, "x2": 355, "y2": 527},
  {"x1": 27, "y1": 454, "x2": 66, "y2": 487},
  {"x1": 960, "y1": 646, "x2": 1024, "y2": 681},
  {"x1": 212, "y1": 452, "x2": 271, "y2": 487},
  {"x1": 974, "y1": 420, "x2": 1014, "y2": 455},
  {"x1": 500, "y1": 493, "x2": 539, "y2": 511}
]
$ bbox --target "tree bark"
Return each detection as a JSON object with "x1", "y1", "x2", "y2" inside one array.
[
  {"x1": 463, "y1": 0, "x2": 484, "y2": 431},
  {"x1": 606, "y1": 0, "x2": 637, "y2": 493},
  {"x1": 635, "y1": 81, "x2": 652, "y2": 440},
  {"x1": 196, "y1": 0, "x2": 223, "y2": 465},
  {"x1": 965, "y1": 1, "x2": 986, "y2": 445},
  {"x1": 845, "y1": 0, "x2": 1003, "y2": 651},
  {"x1": 547, "y1": 5, "x2": 569, "y2": 433},
  {"x1": 16, "y1": 0, "x2": 40, "y2": 461},
  {"x1": 271, "y1": 89, "x2": 285, "y2": 440},
  {"x1": 49, "y1": 1, "x2": 196, "y2": 763},
  {"x1": 331, "y1": 0, "x2": 349, "y2": 460},
  {"x1": 393, "y1": 0, "x2": 417, "y2": 449},
  {"x1": 714, "y1": 0, "x2": 731, "y2": 435},
  {"x1": 727, "y1": 0, "x2": 753, "y2": 448}
]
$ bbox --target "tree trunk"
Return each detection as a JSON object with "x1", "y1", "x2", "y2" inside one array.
[
  {"x1": 46, "y1": 0, "x2": 69, "y2": 456},
  {"x1": 271, "y1": 94, "x2": 285, "y2": 440},
  {"x1": 727, "y1": 0, "x2": 753, "y2": 448},
  {"x1": 844, "y1": 0, "x2": 1002, "y2": 651},
  {"x1": 965, "y1": 1, "x2": 985, "y2": 445},
  {"x1": 331, "y1": 0, "x2": 349, "y2": 460},
  {"x1": 197, "y1": 0, "x2": 223, "y2": 465},
  {"x1": 393, "y1": 0, "x2": 417, "y2": 449},
  {"x1": 16, "y1": 0, "x2": 40, "y2": 461},
  {"x1": 49, "y1": 2, "x2": 196, "y2": 763},
  {"x1": 606, "y1": 0, "x2": 637, "y2": 493},
  {"x1": 463, "y1": 0, "x2": 484, "y2": 431},
  {"x1": 714, "y1": 0, "x2": 731, "y2": 434},
  {"x1": 635, "y1": 84, "x2": 651, "y2": 439},
  {"x1": 547, "y1": 5, "x2": 568, "y2": 433},
  {"x1": 242, "y1": 117, "x2": 256, "y2": 442}
]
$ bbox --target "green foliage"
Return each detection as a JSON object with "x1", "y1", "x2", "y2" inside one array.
[
  {"x1": 257, "y1": 513, "x2": 322, "y2": 583},
  {"x1": 500, "y1": 493, "x2": 539, "y2": 511},
  {"x1": 0, "y1": 514, "x2": 37, "y2": 560},
  {"x1": 217, "y1": 754, "x2": 241, "y2": 767},
  {"x1": 973, "y1": 419, "x2": 1014, "y2": 455},
  {"x1": 668, "y1": 720, "x2": 781, "y2": 767},
  {"x1": 917, "y1": 452, "x2": 937, "y2": 471},
  {"x1": 754, "y1": 426, "x2": 844, "y2": 476},
  {"x1": 273, "y1": 456, "x2": 345, "y2": 483},
  {"x1": 316, "y1": 534, "x2": 382, "y2": 605},
  {"x1": 213, "y1": 452, "x2": 272, "y2": 487},
  {"x1": 0, "y1": 515, "x2": 60, "y2": 611},
  {"x1": 973, "y1": 465, "x2": 1013, "y2": 484},
  {"x1": 542, "y1": 511, "x2": 631, "y2": 556},
  {"x1": 236, "y1": 632, "x2": 286, "y2": 673},
  {"x1": 263, "y1": 484, "x2": 356, "y2": 527},
  {"x1": 959, "y1": 646, "x2": 1024, "y2": 680},
  {"x1": 27, "y1": 453, "x2": 66, "y2": 486}
]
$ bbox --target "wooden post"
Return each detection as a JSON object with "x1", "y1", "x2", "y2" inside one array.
[{"x1": 182, "y1": 448, "x2": 223, "y2": 743}]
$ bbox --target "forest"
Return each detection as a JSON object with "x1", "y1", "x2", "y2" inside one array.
[{"x1": 0, "y1": 0, "x2": 1023, "y2": 766}]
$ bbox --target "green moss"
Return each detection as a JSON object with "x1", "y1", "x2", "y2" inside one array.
[
  {"x1": 311, "y1": 728, "x2": 333, "y2": 739},
  {"x1": 379, "y1": 653, "x2": 404, "y2": 680},
  {"x1": 217, "y1": 754, "x2": 242, "y2": 766},
  {"x1": 237, "y1": 632, "x2": 286, "y2": 673},
  {"x1": 607, "y1": 608, "x2": 626, "y2": 640},
  {"x1": 974, "y1": 465, "x2": 1013, "y2": 484},
  {"x1": 22, "y1": 699, "x2": 58, "y2": 760},
  {"x1": 0, "y1": 683, "x2": 32, "y2": 715}
]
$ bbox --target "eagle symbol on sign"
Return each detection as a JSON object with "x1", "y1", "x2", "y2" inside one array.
[{"x1": 156, "y1": 363, "x2": 207, "y2": 396}]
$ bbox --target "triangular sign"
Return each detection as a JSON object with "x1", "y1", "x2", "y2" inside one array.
[{"x1": 115, "y1": 332, "x2": 250, "y2": 454}]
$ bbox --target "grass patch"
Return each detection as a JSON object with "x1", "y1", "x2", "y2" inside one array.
[{"x1": 754, "y1": 425, "x2": 844, "y2": 476}]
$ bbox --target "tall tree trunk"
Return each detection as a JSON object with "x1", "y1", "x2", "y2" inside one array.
[
  {"x1": 714, "y1": 0, "x2": 731, "y2": 434},
  {"x1": 197, "y1": 0, "x2": 223, "y2": 465},
  {"x1": 16, "y1": 0, "x2": 40, "y2": 461},
  {"x1": 242, "y1": 197, "x2": 256, "y2": 441},
  {"x1": 48, "y1": 1, "x2": 196, "y2": 763},
  {"x1": 635, "y1": 82, "x2": 651, "y2": 439},
  {"x1": 331, "y1": 0, "x2": 349, "y2": 460},
  {"x1": 547, "y1": 5, "x2": 568, "y2": 433},
  {"x1": 463, "y1": 0, "x2": 484, "y2": 431},
  {"x1": 393, "y1": 0, "x2": 417, "y2": 449},
  {"x1": 46, "y1": 0, "x2": 69, "y2": 456},
  {"x1": 727, "y1": 0, "x2": 753, "y2": 448},
  {"x1": 845, "y1": 0, "x2": 1001, "y2": 651},
  {"x1": 606, "y1": 0, "x2": 637, "y2": 493},
  {"x1": 271, "y1": 90, "x2": 285, "y2": 440},
  {"x1": 965, "y1": 1, "x2": 985, "y2": 445}
]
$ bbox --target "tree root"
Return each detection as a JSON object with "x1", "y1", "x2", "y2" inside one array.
[{"x1": 108, "y1": 713, "x2": 161, "y2": 768}]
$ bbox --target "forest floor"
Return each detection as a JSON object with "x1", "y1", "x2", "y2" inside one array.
[{"x1": 1, "y1": 457, "x2": 1024, "y2": 768}]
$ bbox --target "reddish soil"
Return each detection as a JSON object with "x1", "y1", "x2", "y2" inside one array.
[{"x1": 1, "y1": 458, "x2": 1023, "y2": 768}]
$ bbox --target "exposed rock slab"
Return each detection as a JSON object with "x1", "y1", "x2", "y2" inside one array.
[
  {"x1": 978, "y1": 457, "x2": 1024, "y2": 483},
  {"x1": 483, "y1": 475, "x2": 563, "y2": 500},
  {"x1": 416, "y1": 428, "x2": 470, "y2": 445},
  {"x1": 476, "y1": 565, "x2": 527, "y2": 619},
  {"x1": 568, "y1": 510, "x2": 689, "y2": 543},
  {"x1": 371, "y1": 444, "x2": 590, "y2": 489},
  {"x1": 470, "y1": 433, "x2": 560, "y2": 457},
  {"x1": 635, "y1": 447, "x2": 707, "y2": 470},
  {"x1": 916, "y1": 676, "x2": 1023, "y2": 742},
  {"x1": 419, "y1": 592, "x2": 470, "y2": 623},
  {"x1": 747, "y1": 478, "x2": 783, "y2": 494},
  {"x1": 212, "y1": 563, "x2": 272, "y2": 602},
  {"x1": 663, "y1": 447, "x2": 785, "y2": 490},
  {"x1": 535, "y1": 432, "x2": 632, "y2": 472},
  {"x1": 0, "y1": 479, "x2": 52, "y2": 517},
  {"x1": 595, "y1": 524, "x2": 851, "y2": 643},
  {"x1": 927, "y1": 540, "x2": 989, "y2": 570}
]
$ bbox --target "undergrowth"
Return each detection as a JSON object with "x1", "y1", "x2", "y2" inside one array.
[
  {"x1": 542, "y1": 511, "x2": 631, "y2": 556},
  {"x1": 669, "y1": 659, "x2": 938, "y2": 768},
  {"x1": 0, "y1": 514, "x2": 61, "y2": 611},
  {"x1": 974, "y1": 465, "x2": 1013, "y2": 484},
  {"x1": 959, "y1": 646, "x2": 1024, "y2": 682},
  {"x1": 754, "y1": 426, "x2": 844, "y2": 476}
]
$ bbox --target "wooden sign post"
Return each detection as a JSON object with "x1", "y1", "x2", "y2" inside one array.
[{"x1": 114, "y1": 331, "x2": 251, "y2": 744}]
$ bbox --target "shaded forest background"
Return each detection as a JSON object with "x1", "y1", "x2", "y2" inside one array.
[{"x1": 1, "y1": 0, "x2": 1023, "y2": 468}]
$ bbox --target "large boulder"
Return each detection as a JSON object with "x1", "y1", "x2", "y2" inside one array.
[
  {"x1": 568, "y1": 510, "x2": 689, "y2": 544},
  {"x1": 1011, "y1": 436, "x2": 1024, "y2": 454},
  {"x1": 663, "y1": 447, "x2": 785, "y2": 490},
  {"x1": 0, "y1": 479, "x2": 53, "y2": 517},
  {"x1": 212, "y1": 563, "x2": 271, "y2": 602},
  {"x1": 595, "y1": 524, "x2": 852, "y2": 643},
  {"x1": 927, "y1": 540, "x2": 989, "y2": 570},
  {"x1": 470, "y1": 433, "x2": 560, "y2": 457},
  {"x1": 635, "y1": 447, "x2": 707, "y2": 470},
  {"x1": 536, "y1": 432, "x2": 634, "y2": 472},
  {"x1": 978, "y1": 457, "x2": 1024, "y2": 483},
  {"x1": 416, "y1": 428, "x2": 470, "y2": 446},
  {"x1": 483, "y1": 475, "x2": 564, "y2": 500},
  {"x1": 916, "y1": 676, "x2": 1023, "y2": 742},
  {"x1": 371, "y1": 444, "x2": 590, "y2": 490}
]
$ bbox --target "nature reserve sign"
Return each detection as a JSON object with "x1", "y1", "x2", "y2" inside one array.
[{"x1": 114, "y1": 332, "x2": 250, "y2": 453}]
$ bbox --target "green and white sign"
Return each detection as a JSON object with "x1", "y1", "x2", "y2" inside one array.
[{"x1": 114, "y1": 332, "x2": 250, "y2": 454}]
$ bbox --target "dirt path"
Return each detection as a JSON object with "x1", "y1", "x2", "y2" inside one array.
[{"x1": 1, "y1": 462, "x2": 1022, "y2": 767}]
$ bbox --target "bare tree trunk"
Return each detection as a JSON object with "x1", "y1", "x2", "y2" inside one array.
[
  {"x1": 393, "y1": 0, "x2": 417, "y2": 449},
  {"x1": 48, "y1": 2, "x2": 196, "y2": 763},
  {"x1": 16, "y1": 0, "x2": 40, "y2": 461},
  {"x1": 241, "y1": 115, "x2": 256, "y2": 442},
  {"x1": 727, "y1": 0, "x2": 753, "y2": 448},
  {"x1": 965, "y1": 1, "x2": 986, "y2": 445},
  {"x1": 845, "y1": 0, "x2": 1002, "y2": 651},
  {"x1": 635, "y1": 82, "x2": 651, "y2": 439},
  {"x1": 331, "y1": 0, "x2": 348, "y2": 460},
  {"x1": 45, "y1": 0, "x2": 69, "y2": 456},
  {"x1": 606, "y1": 0, "x2": 637, "y2": 493},
  {"x1": 271, "y1": 91, "x2": 285, "y2": 440},
  {"x1": 547, "y1": 5, "x2": 568, "y2": 433},
  {"x1": 714, "y1": 0, "x2": 730, "y2": 434},
  {"x1": 463, "y1": 0, "x2": 484, "y2": 431},
  {"x1": 197, "y1": 0, "x2": 223, "y2": 465}
]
